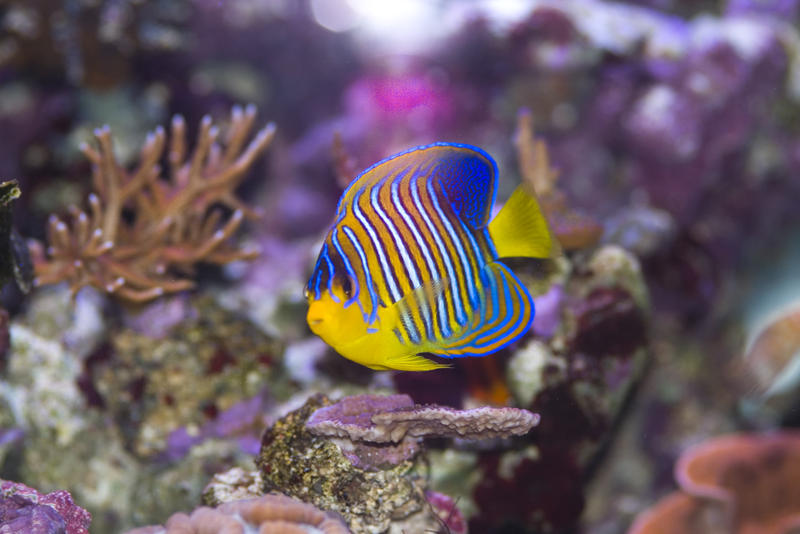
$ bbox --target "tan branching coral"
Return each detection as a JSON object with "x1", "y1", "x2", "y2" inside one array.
[
  {"x1": 125, "y1": 494, "x2": 351, "y2": 534},
  {"x1": 331, "y1": 131, "x2": 359, "y2": 189},
  {"x1": 514, "y1": 108, "x2": 602, "y2": 251},
  {"x1": 628, "y1": 432, "x2": 800, "y2": 534},
  {"x1": 29, "y1": 105, "x2": 275, "y2": 302}
]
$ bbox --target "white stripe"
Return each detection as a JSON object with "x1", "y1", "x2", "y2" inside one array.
[
  {"x1": 391, "y1": 179, "x2": 451, "y2": 338},
  {"x1": 351, "y1": 188, "x2": 402, "y2": 302},
  {"x1": 427, "y1": 174, "x2": 480, "y2": 311},
  {"x1": 373, "y1": 176, "x2": 438, "y2": 339},
  {"x1": 410, "y1": 173, "x2": 467, "y2": 326}
]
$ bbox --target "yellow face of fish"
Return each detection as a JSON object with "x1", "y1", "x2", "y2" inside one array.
[
  {"x1": 306, "y1": 281, "x2": 367, "y2": 353},
  {"x1": 305, "y1": 143, "x2": 558, "y2": 372},
  {"x1": 305, "y1": 280, "x2": 413, "y2": 370}
]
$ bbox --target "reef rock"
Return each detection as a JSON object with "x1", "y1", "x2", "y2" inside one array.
[
  {"x1": 0, "y1": 480, "x2": 91, "y2": 534},
  {"x1": 255, "y1": 394, "x2": 442, "y2": 534}
]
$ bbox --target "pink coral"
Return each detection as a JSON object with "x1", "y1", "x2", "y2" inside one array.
[
  {"x1": 629, "y1": 432, "x2": 800, "y2": 534},
  {"x1": 125, "y1": 494, "x2": 350, "y2": 534}
]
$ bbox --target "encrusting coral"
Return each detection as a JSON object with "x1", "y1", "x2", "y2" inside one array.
[
  {"x1": 628, "y1": 432, "x2": 800, "y2": 534},
  {"x1": 306, "y1": 393, "x2": 540, "y2": 443},
  {"x1": 124, "y1": 494, "x2": 351, "y2": 534},
  {"x1": 251, "y1": 393, "x2": 536, "y2": 533},
  {"x1": 29, "y1": 105, "x2": 275, "y2": 302}
]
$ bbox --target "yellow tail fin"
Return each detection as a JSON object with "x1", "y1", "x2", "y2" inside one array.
[{"x1": 488, "y1": 186, "x2": 560, "y2": 259}]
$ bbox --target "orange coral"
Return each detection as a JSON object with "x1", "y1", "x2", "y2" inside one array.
[
  {"x1": 331, "y1": 131, "x2": 359, "y2": 189},
  {"x1": 629, "y1": 432, "x2": 800, "y2": 534},
  {"x1": 29, "y1": 105, "x2": 275, "y2": 302},
  {"x1": 514, "y1": 108, "x2": 602, "y2": 251},
  {"x1": 743, "y1": 305, "x2": 800, "y2": 395},
  {"x1": 125, "y1": 494, "x2": 351, "y2": 534}
]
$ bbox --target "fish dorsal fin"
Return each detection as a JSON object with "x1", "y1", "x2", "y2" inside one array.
[
  {"x1": 438, "y1": 261, "x2": 534, "y2": 357},
  {"x1": 339, "y1": 143, "x2": 498, "y2": 230},
  {"x1": 488, "y1": 185, "x2": 560, "y2": 259}
]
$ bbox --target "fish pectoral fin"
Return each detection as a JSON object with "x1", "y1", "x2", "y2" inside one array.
[
  {"x1": 385, "y1": 276, "x2": 450, "y2": 334},
  {"x1": 386, "y1": 351, "x2": 451, "y2": 371},
  {"x1": 439, "y1": 261, "x2": 534, "y2": 357},
  {"x1": 488, "y1": 185, "x2": 561, "y2": 259}
]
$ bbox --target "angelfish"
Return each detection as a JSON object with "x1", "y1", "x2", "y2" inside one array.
[{"x1": 305, "y1": 143, "x2": 558, "y2": 371}]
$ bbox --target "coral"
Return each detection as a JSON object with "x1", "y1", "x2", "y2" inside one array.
[
  {"x1": 307, "y1": 393, "x2": 540, "y2": 443},
  {"x1": 0, "y1": 480, "x2": 91, "y2": 534},
  {"x1": 1, "y1": 288, "x2": 293, "y2": 532},
  {"x1": 202, "y1": 468, "x2": 264, "y2": 508},
  {"x1": 29, "y1": 105, "x2": 275, "y2": 302},
  {"x1": 125, "y1": 494, "x2": 351, "y2": 534},
  {"x1": 629, "y1": 432, "x2": 800, "y2": 534},
  {"x1": 513, "y1": 109, "x2": 602, "y2": 251},
  {"x1": 0, "y1": 0, "x2": 189, "y2": 89},
  {"x1": 3, "y1": 322, "x2": 89, "y2": 445},
  {"x1": 469, "y1": 245, "x2": 649, "y2": 533},
  {"x1": 0, "y1": 179, "x2": 32, "y2": 293},
  {"x1": 90, "y1": 297, "x2": 286, "y2": 457},
  {"x1": 626, "y1": 492, "x2": 713, "y2": 534},
  {"x1": 256, "y1": 394, "x2": 444, "y2": 534},
  {"x1": 742, "y1": 303, "x2": 800, "y2": 397},
  {"x1": 331, "y1": 131, "x2": 359, "y2": 189},
  {"x1": 426, "y1": 491, "x2": 468, "y2": 534}
]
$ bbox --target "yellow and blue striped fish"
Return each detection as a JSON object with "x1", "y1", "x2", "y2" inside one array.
[{"x1": 305, "y1": 142, "x2": 558, "y2": 371}]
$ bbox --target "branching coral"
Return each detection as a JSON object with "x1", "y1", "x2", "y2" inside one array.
[
  {"x1": 514, "y1": 108, "x2": 602, "y2": 251},
  {"x1": 125, "y1": 494, "x2": 351, "y2": 534},
  {"x1": 29, "y1": 105, "x2": 275, "y2": 302}
]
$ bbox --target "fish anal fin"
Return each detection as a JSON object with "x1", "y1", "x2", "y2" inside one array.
[
  {"x1": 386, "y1": 352, "x2": 452, "y2": 371},
  {"x1": 488, "y1": 185, "x2": 560, "y2": 259}
]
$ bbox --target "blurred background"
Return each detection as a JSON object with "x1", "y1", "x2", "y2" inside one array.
[{"x1": 1, "y1": 0, "x2": 800, "y2": 533}]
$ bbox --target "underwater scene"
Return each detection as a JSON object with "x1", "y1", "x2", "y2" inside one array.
[{"x1": 1, "y1": 0, "x2": 800, "y2": 533}]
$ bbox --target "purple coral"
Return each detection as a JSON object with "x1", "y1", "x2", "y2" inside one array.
[
  {"x1": 0, "y1": 481, "x2": 91, "y2": 534},
  {"x1": 306, "y1": 393, "x2": 540, "y2": 443}
]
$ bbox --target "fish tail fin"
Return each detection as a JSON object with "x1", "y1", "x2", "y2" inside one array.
[{"x1": 488, "y1": 185, "x2": 560, "y2": 259}]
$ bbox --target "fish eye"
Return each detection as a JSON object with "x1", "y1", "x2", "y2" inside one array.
[{"x1": 342, "y1": 277, "x2": 353, "y2": 299}]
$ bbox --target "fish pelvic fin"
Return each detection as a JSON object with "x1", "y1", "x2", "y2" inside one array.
[{"x1": 488, "y1": 185, "x2": 561, "y2": 259}]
